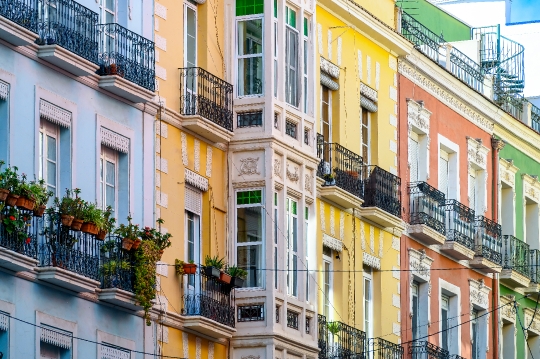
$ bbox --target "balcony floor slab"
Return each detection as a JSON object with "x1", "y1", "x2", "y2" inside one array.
[
  {"x1": 97, "y1": 288, "x2": 142, "y2": 311},
  {"x1": 0, "y1": 247, "x2": 38, "y2": 272},
  {"x1": 0, "y1": 17, "x2": 37, "y2": 46},
  {"x1": 182, "y1": 315, "x2": 236, "y2": 339},
  {"x1": 358, "y1": 206, "x2": 405, "y2": 232},
  {"x1": 98, "y1": 75, "x2": 154, "y2": 103},
  {"x1": 500, "y1": 269, "x2": 530, "y2": 289},
  {"x1": 318, "y1": 183, "x2": 363, "y2": 209},
  {"x1": 440, "y1": 241, "x2": 475, "y2": 260},
  {"x1": 525, "y1": 283, "x2": 540, "y2": 299},
  {"x1": 37, "y1": 45, "x2": 99, "y2": 76},
  {"x1": 409, "y1": 224, "x2": 446, "y2": 246},
  {"x1": 182, "y1": 115, "x2": 233, "y2": 143},
  {"x1": 36, "y1": 266, "x2": 99, "y2": 292},
  {"x1": 469, "y1": 256, "x2": 502, "y2": 274}
]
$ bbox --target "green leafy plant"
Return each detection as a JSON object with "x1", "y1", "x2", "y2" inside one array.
[
  {"x1": 102, "y1": 206, "x2": 116, "y2": 233},
  {"x1": 0, "y1": 162, "x2": 19, "y2": 191},
  {"x1": 204, "y1": 255, "x2": 225, "y2": 269},
  {"x1": 29, "y1": 179, "x2": 53, "y2": 208},
  {"x1": 226, "y1": 265, "x2": 248, "y2": 279},
  {"x1": 114, "y1": 215, "x2": 140, "y2": 240},
  {"x1": 81, "y1": 202, "x2": 105, "y2": 228},
  {"x1": 54, "y1": 189, "x2": 78, "y2": 216},
  {"x1": 133, "y1": 240, "x2": 161, "y2": 325},
  {"x1": 12, "y1": 174, "x2": 34, "y2": 199},
  {"x1": 175, "y1": 259, "x2": 185, "y2": 275},
  {"x1": 100, "y1": 259, "x2": 130, "y2": 277},
  {"x1": 140, "y1": 218, "x2": 172, "y2": 251},
  {"x1": 100, "y1": 239, "x2": 118, "y2": 254},
  {"x1": 2, "y1": 207, "x2": 32, "y2": 243},
  {"x1": 327, "y1": 322, "x2": 340, "y2": 336},
  {"x1": 323, "y1": 173, "x2": 335, "y2": 182}
]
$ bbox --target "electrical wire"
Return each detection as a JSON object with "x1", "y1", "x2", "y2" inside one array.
[{"x1": 515, "y1": 300, "x2": 535, "y2": 359}]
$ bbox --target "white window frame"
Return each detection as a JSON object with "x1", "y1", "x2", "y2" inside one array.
[
  {"x1": 273, "y1": 20, "x2": 278, "y2": 98},
  {"x1": 236, "y1": 15, "x2": 264, "y2": 98},
  {"x1": 438, "y1": 279, "x2": 461, "y2": 356},
  {"x1": 361, "y1": 108, "x2": 370, "y2": 165},
  {"x1": 96, "y1": 330, "x2": 135, "y2": 359},
  {"x1": 235, "y1": 189, "x2": 265, "y2": 289},
  {"x1": 320, "y1": 85, "x2": 331, "y2": 144},
  {"x1": 467, "y1": 137, "x2": 489, "y2": 215},
  {"x1": 438, "y1": 135, "x2": 460, "y2": 201},
  {"x1": 501, "y1": 321, "x2": 516, "y2": 359},
  {"x1": 274, "y1": 192, "x2": 279, "y2": 290},
  {"x1": 411, "y1": 280, "x2": 420, "y2": 341},
  {"x1": 323, "y1": 254, "x2": 332, "y2": 320},
  {"x1": 285, "y1": 6, "x2": 299, "y2": 108},
  {"x1": 39, "y1": 119, "x2": 59, "y2": 198},
  {"x1": 286, "y1": 197, "x2": 298, "y2": 297},
  {"x1": 409, "y1": 131, "x2": 420, "y2": 183},
  {"x1": 469, "y1": 279, "x2": 489, "y2": 359},
  {"x1": 305, "y1": 205, "x2": 310, "y2": 302},
  {"x1": 363, "y1": 266, "x2": 373, "y2": 339},
  {"x1": 407, "y1": 99, "x2": 431, "y2": 182},
  {"x1": 409, "y1": 248, "x2": 433, "y2": 341},
  {"x1": 302, "y1": 16, "x2": 310, "y2": 114},
  {"x1": 35, "y1": 312, "x2": 77, "y2": 359},
  {"x1": 499, "y1": 159, "x2": 518, "y2": 236},
  {"x1": 100, "y1": 145, "x2": 118, "y2": 213},
  {"x1": 184, "y1": 2, "x2": 197, "y2": 68},
  {"x1": 99, "y1": 0, "x2": 116, "y2": 23},
  {"x1": 523, "y1": 174, "x2": 540, "y2": 250}
]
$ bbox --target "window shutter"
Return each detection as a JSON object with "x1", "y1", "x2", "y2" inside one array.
[
  {"x1": 409, "y1": 136, "x2": 419, "y2": 182},
  {"x1": 0, "y1": 81, "x2": 8, "y2": 101},
  {"x1": 0, "y1": 311, "x2": 8, "y2": 331},
  {"x1": 439, "y1": 151, "x2": 449, "y2": 197},
  {"x1": 185, "y1": 185, "x2": 202, "y2": 215}
]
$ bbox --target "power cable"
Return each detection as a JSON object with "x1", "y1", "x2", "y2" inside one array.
[{"x1": 515, "y1": 300, "x2": 535, "y2": 359}]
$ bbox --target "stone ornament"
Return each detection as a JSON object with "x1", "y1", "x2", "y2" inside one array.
[
  {"x1": 467, "y1": 137, "x2": 489, "y2": 169},
  {"x1": 469, "y1": 278, "x2": 490, "y2": 310},
  {"x1": 522, "y1": 173, "x2": 540, "y2": 203},
  {"x1": 181, "y1": 133, "x2": 188, "y2": 166},
  {"x1": 499, "y1": 158, "x2": 518, "y2": 187},
  {"x1": 274, "y1": 158, "x2": 282, "y2": 178},
  {"x1": 238, "y1": 157, "x2": 260, "y2": 176},
  {"x1": 305, "y1": 172, "x2": 313, "y2": 194},
  {"x1": 286, "y1": 164, "x2": 299, "y2": 182},
  {"x1": 409, "y1": 248, "x2": 434, "y2": 283},
  {"x1": 0, "y1": 80, "x2": 8, "y2": 100}
]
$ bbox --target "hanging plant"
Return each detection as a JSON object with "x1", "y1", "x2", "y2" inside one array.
[{"x1": 133, "y1": 239, "x2": 161, "y2": 325}]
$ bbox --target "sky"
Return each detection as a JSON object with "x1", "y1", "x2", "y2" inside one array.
[
  {"x1": 507, "y1": 0, "x2": 540, "y2": 25},
  {"x1": 437, "y1": 0, "x2": 540, "y2": 97}
]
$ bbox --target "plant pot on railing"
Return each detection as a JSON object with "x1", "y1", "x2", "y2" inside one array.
[
  {"x1": 322, "y1": 174, "x2": 335, "y2": 186},
  {"x1": 225, "y1": 265, "x2": 247, "y2": 288},
  {"x1": 5, "y1": 194, "x2": 19, "y2": 207},
  {"x1": 203, "y1": 266, "x2": 221, "y2": 278},
  {"x1": 0, "y1": 189, "x2": 9, "y2": 201},
  {"x1": 16, "y1": 196, "x2": 36, "y2": 211},
  {"x1": 60, "y1": 214, "x2": 74, "y2": 227},
  {"x1": 81, "y1": 222, "x2": 99, "y2": 235},
  {"x1": 219, "y1": 271, "x2": 232, "y2": 284},
  {"x1": 231, "y1": 276, "x2": 245, "y2": 288},
  {"x1": 33, "y1": 205, "x2": 46, "y2": 217},
  {"x1": 71, "y1": 218, "x2": 84, "y2": 231},
  {"x1": 122, "y1": 237, "x2": 135, "y2": 251},
  {"x1": 183, "y1": 263, "x2": 197, "y2": 275},
  {"x1": 96, "y1": 230, "x2": 107, "y2": 240},
  {"x1": 131, "y1": 238, "x2": 142, "y2": 251}
]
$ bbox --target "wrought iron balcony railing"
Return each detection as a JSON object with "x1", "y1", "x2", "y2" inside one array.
[
  {"x1": 409, "y1": 182, "x2": 446, "y2": 235},
  {"x1": 530, "y1": 249, "x2": 540, "y2": 284},
  {"x1": 448, "y1": 356, "x2": 466, "y2": 359},
  {"x1": 0, "y1": 207, "x2": 39, "y2": 259},
  {"x1": 317, "y1": 315, "x2": 367, "y2": 359},
  {"x1": 36, "y1": 0, "x2": 99, "y2": 63},
  {"x1": 97, "y1": 23, "x2": 155, "y2": 91},
  {"x1": 316, "y1": 134, "x2": 364, "y2": 200},
  {"x1": 408, "y1": 341, "x2": 449, "y2": 359},
  {"x1": 179, "y1": 67, "x2": 234, "y2": 132},
  {"x1": 181, "y1": 270, "x2": 235, "y2": 328},
  {"x1": 443, "y1": 200, "x2": 475, "y2": 250},
  {"x1": 363, "y1": 166, "x2": 402, "y2": 218},
  {"x1": 474, "y1": 216, "x2": 502, "y2": 265},
  {"x1": 0, "y1": 0, "x2": 38, "y2": 33},
  {"x1": 531, "y1": 101, "x2": 540, "y2": 133},
  {"x1": 502, "y1": 235, "x2": 530, "y2": 277},
  {"x1": 371, "y1": 338, "x2": 404, "y2": 359},
  {"x1": 100, "y1": 235, "x2": 135, "y2": 292}
]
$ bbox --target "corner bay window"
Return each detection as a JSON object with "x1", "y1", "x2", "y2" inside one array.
[
  {"x1": 285, "y1": 7, "x2": 298, "y2": 107},
  {"x1": 236, "y1": 190, "x2": 264, "y2": 288},
  {"x1": 286, "y1": 198, "x2": 298, "y2": 297},
  {"x1": 237, "y1": 17, "x2": 263, "y2": 96}
]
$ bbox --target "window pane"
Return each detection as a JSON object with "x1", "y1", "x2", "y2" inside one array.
[
  {"x1": 106, "y1": 0, "x2": 114, "y2": 11},
  {"x1": 292, "y1": 216, "x2": 297, "y2": 251},
  {"x1": 286, "y1": 28, "x2": 298, "y2": 106},
  {"x1": 186, "y1": 7, "x2": 197, "y2": 68},
  {"x1": 46, "y1": 135, "x2": 56, "y2": 161},
  {"x1": 237, "y1": 244, "x2": 262, "y2": 287},
  {"x1": 292, "y1": 254, "x2": 297, "y2": 296},
  {"x1": 105, "y1": 11, "x2": 114, "y2": 24},
  {"x1": 46, "y1": 161, "x2": 56, "y2": 188},
  {"x1": 237, "y1": 207, "x2": 263, "y2": 243},
  {"x1": 106, "y1": 160, "x2": 115, "y2": 185},
  {"x1": 187, "y1": 212, "x2": 195, "y2": 261},
  {"x1": 237, "y1": 190, "x2": 262, "y2": 205},
  {"x1": 238, "y1": 20, "x2": 263, "y2": 55},
  {"x1": 238, "y1": 57, "x2": 263, "y2": 96},
  {"x1": 236, "y1": 0, "x2": 264, "y2": 16},
  {"x1": 39, "y1": 132, "x2": 44, "y2": 180},
  {"x1": 106, "y1": 184, "x2": 115, "y2": 209}
]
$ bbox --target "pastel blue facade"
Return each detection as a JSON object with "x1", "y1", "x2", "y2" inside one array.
[{"x1": 0, "y1": 0, "x2": 157, "y2": 355}]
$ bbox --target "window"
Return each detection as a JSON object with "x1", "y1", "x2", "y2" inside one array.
[
  {"x1": 303, "y1": 17, "x2": 309, "y2": 113},
  {"x1": 502, "y1": 322, "x2": 516, "y2": 359},
  {"x1": 184, "y1": 4, "x2": 197, "y2": 68},
  {"x1": 361, "y1": 108, "x2": 370, "y2": 164},
  {"x1": 500, "y1": 179, "x2": 515, "y2": 235},
  {"x1": 0, "y1": 311, "x2": 8, "y2": 358},
  {"x1": 285, "y1": 7, "x2": 298, "y2": 107},
  {"x1": 411, "y1": 281, "x2": 420, "y2": 341},
  {"x1": 286, "y1": 310, "x2": 299, "y2": 329},
  {"x1": 304, "y1": 127, "x2": 310, "y2": 146},
  {"x1": 273, "y1": 18, "x2": 278, "y2": 98},
  {"x1": 236, "y1": 190, "x2": 264, "y2": 288},
  {"x1": 237, "y1": 304, "x2": 265, "y2": 321},
  {"x1": 323, "y1": 247, "x2": 332, "y2": 319},
  {"x1": 525, "y1": 194, "x2": 539, "y2": 249},
  {"x1": 471, "y1": 310, "x2": 479, "y2": 359},
  {"x1": 409, "y1": 132, "x2": 420, "y2": 183},
  {"x1": 439, "y1": 149, "x2": 449, "y2": 198},
  {"x1": 285, "y1": 120, "x2": 297, "y2": 139},
  {"x1": 186, "y1": 210, "x2": 200, "y2": 288},
  {"x1": 100, "y1": 343, "x2": 131, "y2": 359},
  {"x1": 469, "y1": 170, "x2": 477, "y2": 212},
  {"x1": 39, "y1": 120, "x2": 59, "y2": 199},
  {"x1": 100, "y1": 146, "x2": 117, "y2": 212},
  {"x1": 274, "y1": 193, "x2": 278, "y2": 289},
  {"x1": 99, "y1": 0, "x2": 115, "y2": 23},
  {"x1": 321, "y1": 87, "x2": 331, "y2": 144},
  {"x1": 305, "y1": 206, "x2": 309, "y2": 301},
  {"x1": 39, "y1": 325, "x2": 73, "y2": 359},
  {"x1": 441, "y1": 295, "x2": 449, "y2": 351},
  {"x1": 237, "y1": 18, "x2": 263, "y2": 96},
  {"x1": 286, "y1": 198, "x2": 298, "y2": 297},
  {"x1": 274, "y1": 112, "x2": 279, "y2": 129},
  {"x1": 238, "y1": 111, "x2": 263, "y2": 127},
  {"x1": 0, "y1": 81, "x2": 8, "y2": 162},
  {"x1": 363, "y1": 266, "x2": 373, "y2": 338}
]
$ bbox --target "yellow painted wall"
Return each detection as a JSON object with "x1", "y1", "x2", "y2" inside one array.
[
  {"x1": 355, "y1": 0, "x2": 396, "y2": 28},
  {"x1": 165, "y1": 326, "x2": 228, "y2": 358}
]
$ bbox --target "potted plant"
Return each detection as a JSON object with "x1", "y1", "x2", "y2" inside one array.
[
  {"x1": 101, "y1": 259, "x2": 131, "y2": 288},
  {"x1": 204, "y1": 255, "x2": 225, "y2": 278},
  {"x1": 175, "y1": 259, "x2": 197, "y2": 276},
  {"x1": 323, "y1": 173, "x2": 335, "y2": 186},
  {"x1": 69, "y1": 189, "x2": 85, "y2": 231},
  {"x1": 29, "y1": 179, "x2": 52, "y2": 217},
  {"x1": 55, "y1": 189, "x2": 76, "y2": 226},
  {"x1": 226, "y1": 265, "x2": 248, "y2": 288},
  {"x1": 219, "y1": 269, "x2": 232, "y2": 284},
  {"x1": 327, "y1": 322, "x2": 340, "y2": 340},
  {"x1": 1, "y1": 165, "x2": 20, "y2": 206},
  {"x1": 114, "y1": 215, "x2": 140, "y2": 250},
  {"x1": 140, "y1": 218, "x2": 172, "y2": 256},
  {"x1": 2, "y1": 207, "x2": 32, "y2": 244},
  {"x1": 0, "y1": 160, "x2": 13, "y2": 201},
  {"x1": 133, "y1": 239, "x2": 161, "y2": 325},
  {"x1": 80, "y1": 202, "x2": 103, "y2": 235},
  {"x1": 345, "y1": 170, "x2": 359, "y2": 179},
  {"x1": 97, "y1": 206, "x2": 115, "y2": 240}
]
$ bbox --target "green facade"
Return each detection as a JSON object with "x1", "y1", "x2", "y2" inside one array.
[{"x1": 398, "y1": 0, "x2": 471, "y2": 42}]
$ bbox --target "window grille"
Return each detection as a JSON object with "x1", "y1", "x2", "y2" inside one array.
[
  {"x1": 0, "y1": 311, "x2": 8, "y2": 331},
  {"x1": 287, "y1": 310, "x2": 299, "y2": 329},
  {"x1": 0, "y1": 81, "x2": 8, "y2": 101},
  {"x1": 276, "y1": 306, "x2": 280, "y2": 323},
  {"x1": 285, "y1": 120, "x2": 297, "y2": 139},
  {"x1": 304, "y1": 128, "x2": 310, "y2": 145},
  {"x1": 237, "y1": 305, "x2": 264, "y2": 322},
  {"x1": 238, "y1": 112, "x2": 263, "y2": 127},
  {"x1": 40, "y1": 324, "x2": 72, "y2": 349},
  {"x1": 306, "y1": 317, "x2": 311, "y2": 334},
  {"x1": 100, "y1": 343, "x2": 131, "y2": 359}
]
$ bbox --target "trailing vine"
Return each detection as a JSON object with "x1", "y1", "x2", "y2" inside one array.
[{"x1": 133, "y1": 240, "x2": 161, "y2": 325}]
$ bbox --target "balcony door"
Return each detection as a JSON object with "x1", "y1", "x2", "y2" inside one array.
[
  {"x1": 320, "y1": 86, "x2": 332, "y2": 167},
  {"x1": 184, "y1": 3, "x2": 197, "y2": 114},
  {"x1": 186, "y1": 210, "x2": 201, "y2": 293}
]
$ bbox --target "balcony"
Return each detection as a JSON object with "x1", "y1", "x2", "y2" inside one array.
[
  {"x1": 408, "y1": 341, "x2": 449, "y2": 359},
  {"x1": 37, "y1": 213, "x2": 101, "y2": 292},
  {"x1": 526, "y1": 249, "x2": 540, "y2": 298},
  {"x1": 440, "y1": 200, "x2": 476, "y2": 260},
  {"x1": 179, "y1": 67, "x2": 234, "y2": 143},
  {"x1": 500, "y1": 235, "x2": 530, "y2": 289},
  {"x1": 181, "y1": 269, "x2": 236, "y2": 339},
  {"x1": 0, "y1": 0, "x2": 38, "y2": 46},
  {"x1": 35, "y1": 0, "x2": 99, "y2": 76},
  {"x1": 318, "y1": 314, "x2": 367, "y2": 359},
  {"x1": 316, "y1": 135, "x2": 364, "y2": 209},
  {"x1": 360, "y1": 166, "x2": 403, "y2": 229},
  {"x1": 370, "y1": 338, "x2": 404, "y2": 359},
  {"x1": 469, "y1": 216, "x2": 502, "y2": 273},
  {"x1": 408, "y1": 182, "x2": 446, "y2": 245},
  {"x1": 0, "y1": 207, "x2": 39, "y2": 271},
  {"x1": 96, "y1": 23, "x2": 155, "y2": 102}
]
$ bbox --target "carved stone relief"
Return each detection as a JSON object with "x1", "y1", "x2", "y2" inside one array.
[{"x1": 238, "y1": 157, "x2": 260, "y2": 176}]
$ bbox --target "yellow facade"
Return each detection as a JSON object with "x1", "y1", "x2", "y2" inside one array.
[
  {"x1": 315, "y1": 0, "x2": 406, "y2": 345},
  {"x1": 152, "y1": 0, "x2": 231, "y2": 355}
]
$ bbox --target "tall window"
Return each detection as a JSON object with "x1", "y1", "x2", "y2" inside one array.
[
  {"x1": 274, "y1": 193, "x2": 278, "y2": 289},
  {"x1": 285, "y1": 7, "x2": 298, "y2": 107},
  {"x1": 439, "y1": 149, "x2": 449, "y2": 198},
  {"x1": 321, "y1": 86, "x2": 331, "y2": 144},
  {"x1": 441, "y1": 295, "x2": 449, "y2": 351},
  {"x1": 236, "y1": 190, "x2": 264, "y2": 288},
  {"x1": 186, "y1": 211, "x2": 200, "y2": 288},
  {"x1": 39, "y1": 120, "x2": 58, "y2": 198},
  {"x1": 305, "y1": 206, "x2": 309, "y2": 301},
  {"x1": 409, "y1": 132, "x2": 420, "y2": 183},
  {"x1": 361, "y1": 108, "x2": 370, "y2": 164},
  {"x1": 273, "y1": 20, "x2": 278, "y2": 98},
  {"x1": 286, "y1": 197, "x2": 298, "y2": 297},
  {"x1": 100, "y1": 146, "x2": 117, "y2": 212},
  {"x1": 363, "y1": 266, "x2": 373, "y2": 338},
  {"x1": 469, "y1": 171, "x2": 477, "y2": 212},
  {"x1": 99, "y1": 0, "x2": 115, "y2": 23},
  {"x1": 323, "y1": 255, "x2": 331, "y2": 319},
  {"x1": 471, "y1": 310, "x2": 479, "y2": 359},
  {"x1": 184, "y1": 4, "x2": 197, "y2": 68},
  {"x1": 412, "y1": 281, "x2": 420, "y2": 341},
  {"x1": 237, "y1": 14, "x2": 263, "y2": 97},
  {"x1": 303, "y1": 17, "x2": 309, "y2": 113}
]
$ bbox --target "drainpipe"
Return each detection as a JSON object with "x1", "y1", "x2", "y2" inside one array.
[{"x1": 491, "y1": 137, "x2": 505, "y2": 359}]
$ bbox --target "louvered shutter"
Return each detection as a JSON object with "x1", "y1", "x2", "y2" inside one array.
[
  {"x1": 439, "y1": 150, "x2": 449, "y2": 197},
  {"x1": 409, "y1": 135, "x2": 419, "y2": 182}
]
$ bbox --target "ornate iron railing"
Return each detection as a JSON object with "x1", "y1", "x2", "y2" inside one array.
[
  {"x1": 97, "y1": 23, "x2": 155, "y2": 91},
  {"x1": 179, "y1": 67, "x2": 234, "y2": 131},
  {"x1": 316, "y1": 134, "x2": 364, "y2": 200},
  {"x1": 36, "y1": 0, "x2": 99, "y2": 63},
  {"x1": 181, "y1": 270, "x2": 235, "y2": 328},
  {"x1": 401, "y1": 11, "x2": 443, "y2": 63},
  {"x1": 502, "y1": 235, "x2": 530, "y2": 277},
  {"x1": 318, "y1": 314, "x2": 329, "y2": 359},
  {"x1": 100, "y1": 235, "x2": 135, "y2": 292},
  {"x1": 318, "y1": 315, "x2": 367, "y2": 359},
  {"x1": 531, "y1": 102, "x2": 540, "y2": 133},
  {"x1": 530, "y1": 249, "x2": 540, "y2": 284},
  {"x1": 0, "y1": 0, "x2": 38, "y2": 33},
  {"x1": 474, "y1": 216, "x2": 502, "y2": 265},
  {"x1": 0, "y1": 206, "x2": 39, "y2": 259},
  {"x1": 363, "y1": 166, "x2": 402, "y2": 218},
  {"x1": 449, "y1": 47, "x2": 484, "y2": 93},
  {"x1": 287, "y1": 310, "x2": 299, "y2": 329},
  {"x1": 409, "y1": 182, "x2": 446, "y2": 235},
  {"x1": 408, "y1": 341, "x2": 449, "y2": 359},
  {"x1": 371, "y1": 338, "x2": 404, "y2": 359},
  {"x1": 443, "y1": 200, "x2": 475, "y2": 250},
  {"x1": 498, "y1": 95, "x2": 525, "y2": 121},
  {"x1": 38, "y1": 212, "x2": 102, "y2": 280}
]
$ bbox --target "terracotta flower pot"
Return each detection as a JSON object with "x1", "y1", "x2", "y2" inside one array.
[
  {"x1": 219, "y1": 272, "x2": 232, "y2": 284},
  {"x1": 131, "y1": 238, "x2": 142, "y2": 250},
  {"x1": 183, "y1": 263, "x2": 197, "y2": 275},
  {"x1": 60, "y1": 214, "x2": 74, "y2": 226},
  {"x1": 96, "y1": 230, "x2": 107, "y2": 240},
  {"x1": 5, "y1": 194, "x2": 19, "y2": 207},
  {"x1": 16, "y1": 196, "x2": 36, "y2": 211},
  {"x1": 33, "y1": 205, "x2": 46, "y2": 217},
  {"x1": 81, "y1": 222, "x2": 99, "y2": 235},
  {"x1": 0, "y1": 188, "x2": 9, "y2": 201},
  {"x1": 122, "y1": 237, "x2": 134, "y2": 250},
  {"x1": 71, "y1": 218, "x2": 84, "y2": 231}
]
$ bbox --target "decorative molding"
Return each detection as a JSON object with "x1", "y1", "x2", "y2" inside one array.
[
  {"x1": 185, "y1": 168, "x2": 209, "y2": 192},
  {"x1": 524, "y1": 307, "x2": 540, "y2": 336},
  {"x1": 369, "y1": 226, "x2": 374, "y2": 253},
  {"x1": 409, "y1": 248, "x2": 433, "y2": 283},
  {"x1": 467, "y1": 137, "x2": 489, "y2": 170},
  {"x1": 522, "y1": 174, "x2": 540, "y2": 203},
  {"x1": 286, "y1": 164, "x2": 299, "y2": 182},
  {"x1": 330, "y1": 207, "x2": 335, "y2": 236},
  {"x1": 392, "y1": 236, "x2": 400, "y2": 251},
  {"x1": 360, "y1": 97, "x2": 378, "y2": 113},
  {"x1": 363, "y1": 252, "x2": 381, "y2": 270},
  {"x1": 361, "y1": 222, "x2": 366, "y2": 250},
  {"x1": 206, "y1": 147, "x2": 213, "y2": 177},
  {"x1": 305, "y1": 172, "x2": 313, "y2": 194},
  {"x1": 499, "y1": 158, "x2": 518, "y2": 187},
  {"x1": 238, "y1": 157, "x2": 260, "y2": 176},
  {"x1": 320, "y1": 56, "x2": 340, "y2": 78},
  {"x1": 500, "y1": 295, "x2": 516, "y2": 323},
  {"x1": 40, "y1": 99, "x2": 71, "y2": 128},
  {"x1": 378, "y1": 231, "x2": 384, "y2": 258},
  {"x1": 181, "y1": 133, "x2": 188, "y2": 166},
  {"x1": 367, "y1": 56, "x2": 372, "y2": 85},
  {"x1": 241, "y1": 355, "x2": 261, "y2": 359},
  {"x1": 375, "y1": 62, "x2": 380, "y2": 90},
  {"x1": 195, "y1": 337, "x2": 201, "y2": 359},
  {"x1": 40, "y1": 325, "x2": 72, "y2": 349},
  {"x1": 182, "y1": 332, "x2": 188, "y2": 358},
  {"x1": 323, "y1": 233, "x2": 343, "y2": 252},
  {"x1": 320, "y1": 72, "x2": 339, "y2": 91},
  {"x1": 232, "y1": 180, "x2": 266, "y2": 189},
  {"x1": 360, "y1": 82, "x2": 378, "y2": 102},
  {"x1": 320, "y1": 201, "x2": 326, "y2": 231},
  {"x1": 398, "y1": 59, "x2": 494, "y2": 134},
  {"x1": 0, "y1": 80, "x2": 8, "y2": 100},
  {"x1": 469, "y1": 278, "x2": 490, "y2": 310},
  {"x1": 155, "y1": 2, "x2": 167, "y2": 19},
  {"x1": 0, "y1": 311, "x2": 7, "y2": 331},
  {"x1": 194, "y1": 139, "x2": 200, "y2": 172},
  {"x1": 340, "y1": 212, "x2": 345, "y2": 240},
  {"x1": 208, "y1": 343, "x2": 214, "y2": 359},
  {"x1": 101, "y1": 127, "x2": 130, "y2": 153},
  {"x1": 274, "y1": 158, "x2": 282, "y2": 178},
  {"x1": 407, "y1": 99, "x2": 431, "y2": 135}
]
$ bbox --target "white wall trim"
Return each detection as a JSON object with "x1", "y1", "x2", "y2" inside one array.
[
  {"x1": 438, "y1": 134, "x2": 460, "y2": 202},
  {"x1": 438, "y1": 278, "x2": 462, "y2": 356},
  {"x1": 35, "y1": 311, "x2": 78, "y2": 359},
  {"x1": 96, "y1": 329, "x2": 135, "y2": 359}
]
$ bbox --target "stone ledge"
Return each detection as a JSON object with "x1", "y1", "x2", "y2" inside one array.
[
  {"x1": 469, "y1": 256, "x2": 502, "y2": 274},
  {"x1": 0, "y1": 17, "x2": 37, "y2": 46},
  {"x1": 0, "y1": 247, "x2": 38, "y2": 272},
  {"x1": 500, "y1": 269, "x2": 531, "y2": 289},
  {"x1": 97, "y1": 288, "x2": 142, "y2": 311},
  {"x1": 408, "y1": 224, "x2": 446, "y2": 246},
  {"x1": 183, "y1": 315, "x2": 236, "y2": 339},
  {"x1": 358, "y1": 206, "x2": 405, "y2": 233},
  {"x1": 318, "y1": 184, "x2": 363, "y2": 209},
  {"x1": 98, "y1": 75, "x2": 154, "y2": 103},
  {"x1": 36, "y1": 267, "x2": 99, "y2": 293},
  {"x1": 440, "y1": 241, "x2": 475, "y2": 261},
  {"x1": 181, "y1": 115, "x2": 233, "y2": 143},
  {"x1": 37, "y1": 45, "x2": 99, "y2": 76}
]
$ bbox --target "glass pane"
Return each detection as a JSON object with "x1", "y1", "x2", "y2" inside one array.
[
  {"x1": 238, "y1": 57, "x2": 263, "y2": 96},
  {"x1": 238, "y1": 20, "x2": 263, "y2": 55},
  {"x1": 105, "y1": 11, "x2": 114, "y2": 24},
  {"x1": 236, "y1": 0, "x2": 264, "y2": 16},
  {"x1": 106, "y1": 160, "x2": 115, "y2": 185},
  {"x1": 39, "y1": 132, "x2": 43, "y2": 180},
  {"x1": 442, "y1": 307, "x2": 448, "y2": 351},
  {"x1": 237, "y1": 245, "x2": 261, "y2": 287},
  {"x1": 237, "y1": 206, "x2": 263, "y2": 243},
  {"x1": 106, "y1": 0, "x2": 114, "y2": 11},
  {"x1": 292, "y1": 254, "x2": 297, "y2": 296},
  {"x1": 186, "y1": 7, "x2": 197, "y2": 68},
  {"x1": 46, "y1": 135, "x2": 56, "y2": 161},
  {"x1": 237, "y1": 190, "x2": 262, "y2": 205},
  {"x1": 292, "y1": 217, "x2": 298, "y2": 251},
  {"x1": 274, "y1": 247, "x2": 278, "y2": 289},
  {"x1": 46, "y1": 161, "x2": 56, "y2": 188},
  {"x1": 106, "y1": 184, "x2": 115, "y2": 209},
  {"x1": 187, "y1": 212, "x2": 195, "y2": 261}
]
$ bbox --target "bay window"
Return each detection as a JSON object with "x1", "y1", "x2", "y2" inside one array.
[
  {"x1": 286, "y1": 197, "x2": 298, "y2": 297},
  {"x1": 285, "y1": 7, "x2": 298, "y2": 107},
  {"x1": 237, "y1": 18, "x2": 263, "y2": 97}
]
